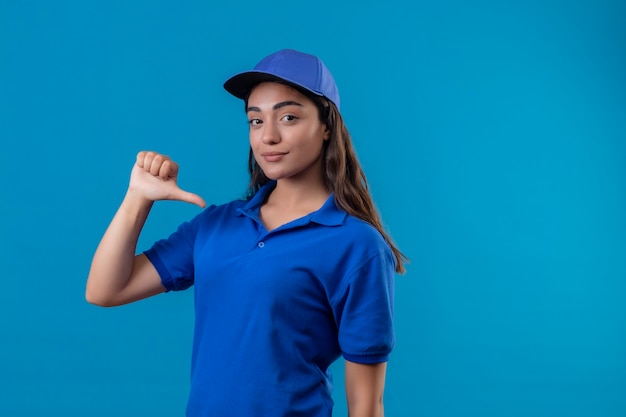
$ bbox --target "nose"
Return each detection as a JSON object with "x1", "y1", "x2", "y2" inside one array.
[{"x1": 260, "y1": 119, "x2": 281, "y2": 145}]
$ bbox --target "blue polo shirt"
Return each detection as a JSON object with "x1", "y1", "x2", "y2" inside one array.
[{"x1": 144, "y1": 181, "x2": 395, "y2": 417}]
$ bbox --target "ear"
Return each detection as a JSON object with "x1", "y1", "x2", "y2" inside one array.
[{"x1": 323, "y1": 125, "x2": 330, "y2": 141}]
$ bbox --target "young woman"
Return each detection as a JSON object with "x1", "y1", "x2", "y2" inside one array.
[{"x1": 86, "y1": 49, "x2": 407, "y2": 417}]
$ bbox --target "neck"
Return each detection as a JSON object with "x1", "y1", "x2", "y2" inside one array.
[{"x1": 267, "y1": 177, "x2": 330, "y2": 211}]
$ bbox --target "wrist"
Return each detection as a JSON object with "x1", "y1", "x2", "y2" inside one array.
[{"x1": 121, "y1": 190, "x2": 154, "y2": 220}]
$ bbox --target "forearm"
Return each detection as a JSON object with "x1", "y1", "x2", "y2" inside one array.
[{"x1": 85, "y1": 191, "x2": 153, "y2": 305}]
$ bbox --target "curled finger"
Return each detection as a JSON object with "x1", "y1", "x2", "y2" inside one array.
[
  {"x1": 149, "y1": 154, "x2": 168, "y2": 176},
  {"x1": 159, "y1": 159, "x2": 179, "y2": 180},
  {"x1": 142, "y1": 151, "x2": 157, "y2": 173},
  {"x1": 136, "y1": 151, "x2": 148, "y2": 168}
]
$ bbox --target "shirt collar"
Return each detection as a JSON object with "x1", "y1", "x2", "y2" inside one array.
[{"x1": 236, "y1": 180, "x2": 347, "y2": 227}]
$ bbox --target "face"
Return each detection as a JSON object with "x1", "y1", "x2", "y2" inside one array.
[{"x1": 247, "y1": 82, "x2": 329, "y2": 184}]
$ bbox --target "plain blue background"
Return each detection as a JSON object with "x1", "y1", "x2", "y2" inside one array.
[{"x1": 1, "y1": 0, "x2": 624, "y2": 416}]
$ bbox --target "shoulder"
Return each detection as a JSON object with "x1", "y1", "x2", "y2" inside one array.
[
  {"x1": 169, "y1": 197, "x2": 248, "y2": 238},
  {"x1": 315, "y1": 197, "x2": 390, "y2": 255},
  {"x1": 193, "y1": 198, "x2": 248, "y2": 222},
  {"x1": 339, "y1": 214, "x2": 392, "y2": 255},
  {"x1": 343, "y1": 215, "x2": 386, "y2": 241},
  {"x1": 315, "y1": 213, "x2": 396, "y2": 279}
]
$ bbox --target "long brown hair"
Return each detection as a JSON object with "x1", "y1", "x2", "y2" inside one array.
[{"x1": 244, "y1": 86, "x2": 408, "y2": 274}]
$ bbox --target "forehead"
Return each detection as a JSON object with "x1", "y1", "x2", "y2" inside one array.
[{"x1": 247, "y1": 82, "x2": 313, "y2": 106}]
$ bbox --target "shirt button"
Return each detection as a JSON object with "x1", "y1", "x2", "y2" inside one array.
[{"x1": 258, "y1": 241, "x2": 265, "y2": 248}]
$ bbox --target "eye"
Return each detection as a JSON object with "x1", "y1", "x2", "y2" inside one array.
[
  {"x1": 248, "y1": 118, "x2": 262, "y2": 126},
  {"x1": 281, "y1": 115, "x2": 298, "y2": 122}
]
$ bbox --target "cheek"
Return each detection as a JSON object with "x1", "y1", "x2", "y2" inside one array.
[
  {"x1": 309, "y1": 130, "x2": 328, "y2": 150},
  {"x1": 297, "y1": 126, "x2": 325, "y2": 147},
  {"x1": 249, "y1": 130, "x2": 261, "y2": 148}
]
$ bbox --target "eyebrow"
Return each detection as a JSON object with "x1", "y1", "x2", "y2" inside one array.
[{"x1": 246, "y1": 100, "x2": 304, "y2": 113}]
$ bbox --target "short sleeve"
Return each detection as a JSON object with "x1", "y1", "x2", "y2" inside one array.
[
  {"x1": 144, "y1": 210, "x2": 207, "y2": 292},
  {"x1": 332, "y1": 249, "x2": 395, "y2": 364}
]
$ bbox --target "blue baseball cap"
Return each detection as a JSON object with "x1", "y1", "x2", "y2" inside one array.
[{"x1": 224, "y1": 49, "x2": 341, "y2": 109}]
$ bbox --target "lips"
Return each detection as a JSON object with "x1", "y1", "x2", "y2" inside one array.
[{"x1": 261, "y1": 151, "x2": 288, "y2": 162}]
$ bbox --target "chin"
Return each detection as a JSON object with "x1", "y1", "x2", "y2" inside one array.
[
  {"x1": 260, "y1": 167, "x2": 290, "y2": 181},
  {"x1": 260, "y1": 170, "x2": 282, "y2": 181}
]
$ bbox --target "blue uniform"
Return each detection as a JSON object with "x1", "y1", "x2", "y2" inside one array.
[{"x1": 145, "y1": 181, "x2": 395, "y2": 417}]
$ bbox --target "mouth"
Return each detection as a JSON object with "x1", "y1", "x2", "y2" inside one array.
[{"x1": 261, "y1": 151, "x2": 288, "y2": 162}]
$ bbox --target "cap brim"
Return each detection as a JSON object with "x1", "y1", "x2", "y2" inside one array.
[{"x1": 223, "y1": 71, "x2": 323, "y2": 100}]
